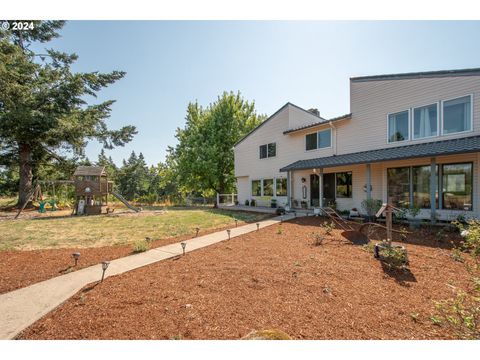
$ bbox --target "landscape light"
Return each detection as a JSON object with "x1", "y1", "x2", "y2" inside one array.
[
  {"x1": 226, "y1": 229, "x2": 231, "y2": 240},
  {"x1": 195, "y1": 227, "x2": 200, "y2": 237},
  {"x1": 235, "y1": 219, "x2": 238, "y2": 227},
  {"x1": 181, "y1": 242, "x2": 187, "y2": 255},
  {"x1": 294, "y1": 211, "x2": 297, "y2": 218},
  {"x1": 101, "y1": 261, "x2": 110, "y2": 282},
  {"x1": 256, "y1": 223, "x2": 260, "y2": 231},
  {"x1": 280, "y1": 216, "x2": 283, "y2": 223},
  {"x1": 72, "y1": 252, "x2": 81, "y2": 266}
]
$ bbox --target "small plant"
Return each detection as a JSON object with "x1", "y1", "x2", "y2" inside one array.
[
  {"x1": 277, "y1": 225, "x2": 283, "y2": 235},
  {"x1": 361, "y1": 199, "x2": 382, "y2": 220},
  {"x1": 376, "y1": 242, "x2": 409, "y2": 269},
  {"x1": 245, "y1": 199, "x2": 250, "y2": 206},
  {"x1": 451, "y1": 248, "x2": 465, "y2": 262},
  {"x1": 362, "y1": 242, "x2": 375, "y2": 253},
  {"x1": 408, "y1": 206, "x2": 421, "y2": 219},
  {"x1": 321, "y1": 221, "x2": 334, "y2": 236},
  {"x1": 250, "y1": 199, "x2": 256, "y2": 207},
  {"x1": 132, "y1": 239, "x2": 149, "y2": 253},
  {"x1": 276, "y1": 207, "x2": 286, "y2": 215},
  {"x1": 312, "y1": 232, "x2": 325, "y2": 246},
  {"x1": 410, "y1": 313, "x2": 419, "y2": 322}
]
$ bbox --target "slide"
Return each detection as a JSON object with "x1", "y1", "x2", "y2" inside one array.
[{"x1": 111, "y1": 190, "x2": 141, "y2": 212}]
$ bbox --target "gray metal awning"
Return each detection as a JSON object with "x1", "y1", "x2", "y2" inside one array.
[{"x1": 280, "y1": 135, "x2": 480, "y2": 172}]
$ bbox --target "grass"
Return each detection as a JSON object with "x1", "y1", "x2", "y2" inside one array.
[{"x1": 0, "y1": 207, "x2": 269, "y2": 251}]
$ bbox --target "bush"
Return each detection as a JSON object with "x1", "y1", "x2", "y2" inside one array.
[
  {"x1": 321, "y1": 221, "x2": 334, "y2": 236},
  {"x1": 132, "y1": 239, "x2": 149, "y2": 253},
  {"x1": 361, "y1": 199, "x2": 382, "y2": 218}
]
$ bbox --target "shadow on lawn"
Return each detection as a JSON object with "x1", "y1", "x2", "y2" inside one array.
[{"x1": 380, "y1": 262, "x2": 417, "y2": 287}]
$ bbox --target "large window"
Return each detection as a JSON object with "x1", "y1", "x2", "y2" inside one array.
[
  {"x1": 412, "y1": 165, "x2": 438, "y2": 209},
  {"x1": 413, "y1": 104, "x2": 438, "y2": 139},
  {"x1": 305, "y1": 129, "x2": 331, "y2": 151},
  {"x1": 263, "y1": 179, "x2": 274, "y2": 196},
  {"x1": 443, "y1": 96, "x2": 472, "y2": 135},
  {"x1": 388, "y1": 110, "x2": 409, "y2": 142},
  {"x1": 387, "y1": 167, "x2": 410, "y2": 208},
  {"x1": 251, "y1": 180, "x2": 261, "y2": 196},
  {"x1": 259, "y1": 142, "x2": 276, "y2": 159},
  {"x1": 336, "y1": 172, "x2": 352, "y2": 198},
  {"x1": 442, "y1": 163, "x2": 472, "y2": 211},
  {"x1": 276, "y1": 178, "x2": 287, "y2": 196},
  {"x1": 387, "y1": 163, "x2": 473, "y2": 211}
]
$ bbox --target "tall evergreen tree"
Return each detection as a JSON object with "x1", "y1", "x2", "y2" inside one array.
[{"x1": 0, "y1": 21, "x2": 137, "y2": 206}]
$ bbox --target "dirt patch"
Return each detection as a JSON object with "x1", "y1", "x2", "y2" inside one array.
[
  {"x1": 0, "y1": 222, "x2": 257, "y2": 295},
  {"x1": 17, "y1": 216, "x2": 469, "y2": 340}
]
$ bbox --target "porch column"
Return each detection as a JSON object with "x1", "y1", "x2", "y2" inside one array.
[
  {"x1": 287, "y1": 170, "x2": 292, "y2": 207},
  {"x1": 430, "y1": 157, "x2": 436, "y2": 223},
  {"x1": 319, "y1": 168, "x2": 324, "y2": 208},
  {"x1": 366, "y1": 163, "x2": 372, "y2": 201}
]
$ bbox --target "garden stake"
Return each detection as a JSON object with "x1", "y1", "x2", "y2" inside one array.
[
  {"x1": 72, "y1": 252, "x2": 80, "y2": 267},
  {"x1": 227, "y1": 229, "x2": 231, "y2": 240},
  {"x1": 181, "y1": 242, "x2": 186, "y2": 255},
  {"x1": 101, "y1": 261, "x2": 110, "y2": 282}
]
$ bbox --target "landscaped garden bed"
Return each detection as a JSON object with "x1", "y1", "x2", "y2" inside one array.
[
  {"x1": 17, "y1": 216, "x2": 470, "y2": 340},
  {"x1": 0, "y1": 208, "x2": 270, "y2": 294}
]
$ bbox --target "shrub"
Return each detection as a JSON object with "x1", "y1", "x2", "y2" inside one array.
[
  {"x1": 320, "y1": 221, "x2": 334, "y2": 236},
  {"x1": 380, "y1": 244, "x2": 409, "y2": 269},
  {"x1": 132, "y1": 239, "x2": 149, "y2": 253},
  {"x1": 275, "y1": 207, "x2": 286, "y2": 215},
  {"x1": 312, "y1": 232, "x2": 325, "y2": 246},
  {"x1": 361, "y1": 199, "x2": 382, "y2": 218}
]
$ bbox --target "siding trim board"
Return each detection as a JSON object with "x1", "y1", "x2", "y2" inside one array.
[
  {"x1": 280, "y1": 135, "x2": 480, "y2": 172},
  {"x1": 351, "y1": 67, "x2": 480, "y2": 83}
]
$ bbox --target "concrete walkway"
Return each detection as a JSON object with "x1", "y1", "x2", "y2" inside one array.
[{"x1": 0, "y1": 214, "x2": 294, "y2": 339}]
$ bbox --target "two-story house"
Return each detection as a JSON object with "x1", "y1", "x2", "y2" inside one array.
[{"x1": 234, "y1": 68, "x2": 480, "y2": 221}]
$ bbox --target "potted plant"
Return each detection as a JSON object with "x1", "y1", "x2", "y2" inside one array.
[
  {"x1": 408, "y1": 206, "x2": 421, "y2": 229},
  {"x1": 301, "y1": 200, "x2": 307, "y2": 209},
  {"x1": 271, "y1": 198, "x2": 277, "y2": 208},
  {"x1": 245, "y1": 199, "x2": 250, "y2": 206},
  {"x1": 250, "y1": 199, "x2": 256, "y2": 207}
]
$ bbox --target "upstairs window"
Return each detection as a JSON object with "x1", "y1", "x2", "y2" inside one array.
[
  {"x1": 442, "y1": 96, "x2": 472, "y2": 135},
  {"x1": 413, "y1": 104, "x2": 438, "y2": 139},
  {"x1": 305, "y1": 128, "x2": 332, "y2": 151},
  {"x1": 388, "y1": 110, "x2": 409, "y2": 142},
  {"x1": 259, "y1": 142, "x2": 276, "y2": 159}
]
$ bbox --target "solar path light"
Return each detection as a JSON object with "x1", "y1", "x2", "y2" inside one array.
[
  {"x1": 181, "y1": 242, "x2": 187, "y2": 255},
  {"x1": 101, "y1": 261, "x2": 110, "y2": 282},
  {"x1": 72, "y1": 252, "x2": 80, "y2": 267},
  {"x1": 195, "y1": 227, "x2": 200, "y2": 237},
  {"x1": 235, "y1": 219, "x2": 238, "y2": 227},
  {"x1": 226, "y1": 229, "x2": 231, "y2": 240},
  {"x1": 256, "y1": 223, "x2": 260, "y2": 231}
]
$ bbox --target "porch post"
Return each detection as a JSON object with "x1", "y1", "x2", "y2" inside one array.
[
  {"x1": 430, "y1": 157, "x2": 436, "y2": 223},
  {"x1": 319, "y1": 168, "x2": 324, "y2": 208},
  {"x1": 366, "y1": 163, "x2": 372, "y2": 201},
  {"x1": 287, "y1": 170, "x2": 292, "y2": 208}
]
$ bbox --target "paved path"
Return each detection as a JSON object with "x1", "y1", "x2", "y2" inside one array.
[{"x1": 0, "y1": 214, "x2": 294, "y2": 339}]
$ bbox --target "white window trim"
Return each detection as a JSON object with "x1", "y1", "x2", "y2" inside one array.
[
  {"x1": 411, "y1": 102, "x2": 440, "y2": 140},
  {"x1": 305, "y1": 128, "x2": 333, "y2": 152},
  {"x1": 259, "y1": 142, "x2": 277, "y2": 159},
  {"x1": 387, "y1": 109, "x2": 410, "y2": 144},
  {"x1": 440, "y1": 94, "x2": 473, "y2": 136}
]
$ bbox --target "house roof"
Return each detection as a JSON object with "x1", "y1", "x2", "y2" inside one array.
[
  {"x1": 73, "y1": 166, "x2": 106, "y2": 176},
  {"x1": 283, "y1": 113, "x2": 352, "y2": 135},
  {"x1": 350, "y1": 67, "x2": 480, "y2": 83},
  {"x1": 234, "y1": 102, "x2": 327, "y2": 147},
  {"x1": 280, "y1": 135, "x2": 480, "y2": 172}
]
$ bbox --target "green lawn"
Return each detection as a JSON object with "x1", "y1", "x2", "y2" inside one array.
[{"x1": 0, "y1": 208, "x2": 269, "y2": 251}]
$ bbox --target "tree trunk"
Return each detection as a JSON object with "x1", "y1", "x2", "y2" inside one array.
[{"x1": 17, "y1": 143, "x2": 34, "y2": 208}]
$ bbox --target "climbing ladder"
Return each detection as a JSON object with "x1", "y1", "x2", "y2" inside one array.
[{"x1": 111, "y1": 190, "x2": 141, "y2": 212}]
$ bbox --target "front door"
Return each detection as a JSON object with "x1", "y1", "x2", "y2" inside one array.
[
  {"x1": 310, "y1": 174, "x2": 319, "y2": 207},
  {"x1": 323, "y1": 173, "x2": 336, "y2": 206}
]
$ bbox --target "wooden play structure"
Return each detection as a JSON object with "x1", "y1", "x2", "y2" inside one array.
[{"x1": 15, "y1": 166, "x2": 139, "y2": 219}]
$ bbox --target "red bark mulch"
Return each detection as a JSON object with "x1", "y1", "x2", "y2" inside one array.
[{"x1": 18, "y1": 217, "x2": 469, "y2": 340}]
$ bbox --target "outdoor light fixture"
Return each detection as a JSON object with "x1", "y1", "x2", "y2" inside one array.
[
  {"x1": 195, "y1": 227, "x2": 200, "y2": 237},
  {"x1": 235, "y1": 219, "x2": 238, "y2": 227},
  {"x1": 72, "y1": 252, "x2": 80, "y2": 266},
  {"x1": 101, "y1": 261, "x2": 110, "y2": 282},
  {"x1": 256, "y1": 223, "x2": 260, "y2": 231},
  {"x1": 280, "y1": 216, "x2": 283, "y2": 223},
  {"x1": 226, "y1": 229, "x2": 231, "y2": 240},
  {"x1": 181, "y1": 242, "x2": 186, "y2": 255},
  {"x1": 294, "y1": 211, "x2": 297, "y2": 218}
]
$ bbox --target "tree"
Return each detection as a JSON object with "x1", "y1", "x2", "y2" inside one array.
[
  {"x1": 117, "y1": 151, "x2": 149, "y2": 201},
  {"x1": 0, "y1": 21, "x2": 137, "y2": 207},
  {"x1": 96, "y1": 149, "x2": 118, "y2": 182},
  {"x1": 170, "y1": 91, "x2": 265, "y2": 197}
]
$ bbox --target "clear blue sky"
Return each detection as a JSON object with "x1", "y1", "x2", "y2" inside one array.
[{"x1": 33, "y1": 21, "x2": 480, "y2": 166}]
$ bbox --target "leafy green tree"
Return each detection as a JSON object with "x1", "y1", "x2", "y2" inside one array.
[
  {"x1": 170, "y1": 91, "x2": 265, "y2": 197},
  {"x1": 0, "y1": 21, "x2": 136, "y2": 207}
]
